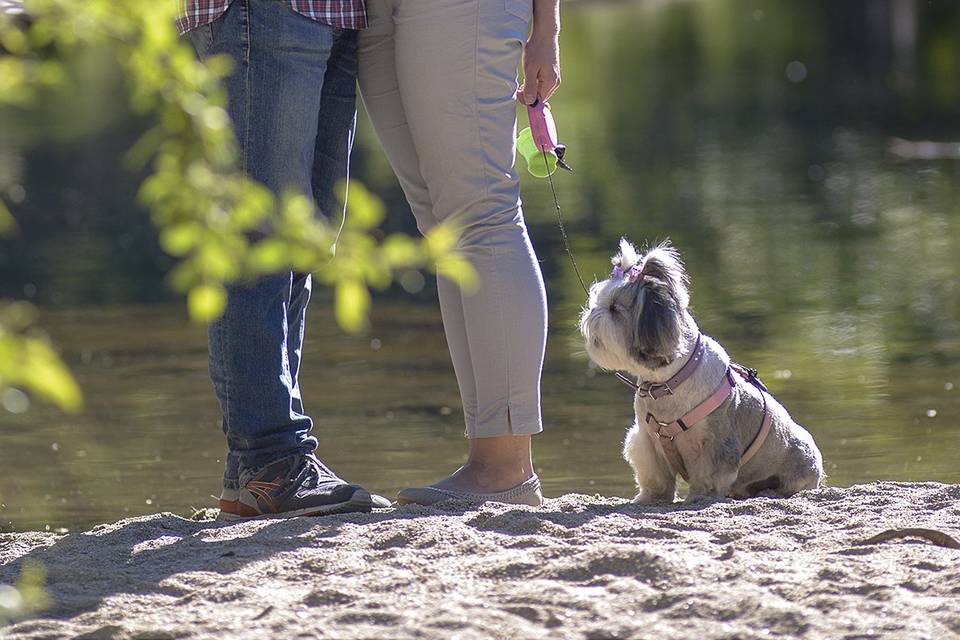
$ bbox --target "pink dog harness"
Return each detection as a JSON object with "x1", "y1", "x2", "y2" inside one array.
[{"x1": 639, "y1": 334, "x2": 773, "y2": 481}]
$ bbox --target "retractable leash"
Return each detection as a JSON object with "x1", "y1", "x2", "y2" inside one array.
[
  {"x1": 517, "y1": 99, "x2": 584, "y2": 290},
  {"x1": 517, "y1": 99, "x2": 639, "y2": 391}
]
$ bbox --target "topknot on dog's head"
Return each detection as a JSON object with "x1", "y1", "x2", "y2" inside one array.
[
  {"x1": 612, "y1": 237, "x2": 641, "y2": 271},
  {"x1": 612, "y1": 238, "x2": 689, "y2": 308}
]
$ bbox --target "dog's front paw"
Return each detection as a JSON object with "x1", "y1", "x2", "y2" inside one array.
[
  {"x1": 633, "y1": 490, "x2": 676, "y2": 504},
  {"x1": 684, "y1": 489, "x2": 722, "y2": 504}
]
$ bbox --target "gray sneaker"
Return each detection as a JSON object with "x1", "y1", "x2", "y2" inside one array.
[{"x1": 218, "y1": 453, "x2": 374, "y2": 520}]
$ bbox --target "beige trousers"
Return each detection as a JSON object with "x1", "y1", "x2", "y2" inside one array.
[{"x1": 358, "y1": 0, "x2": 547, "y2": 438}]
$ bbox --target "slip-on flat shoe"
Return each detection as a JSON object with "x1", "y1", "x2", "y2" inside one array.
[
  {"x1": 396, "y1": 474, "x2": 543, "y2": 507},
  {"x1": 371, "y1": 493, "x2": 393, "y2": 509}
]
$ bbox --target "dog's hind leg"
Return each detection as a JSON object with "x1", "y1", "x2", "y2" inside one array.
[
  {"x1": 685, "y1": 434, "x2": 740, "y2": 502},
  {"x1": 778, "y1": 465, "x2": 824, "y2": 496},
  {"x1": 774, "y1": 435, "x2": 825, "y2": 496},
  {"x1": 624, "y1": 424, "x2": 676, "y2": 503}
]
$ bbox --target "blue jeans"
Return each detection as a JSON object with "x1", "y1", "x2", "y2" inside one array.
[{"x1": 187, "y1": 0, "x2": 358, "y2": 489}]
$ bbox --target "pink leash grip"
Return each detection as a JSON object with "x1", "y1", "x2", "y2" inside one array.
[{"x1": 527, "y1": 99, "x2": 559, "y2": 152}]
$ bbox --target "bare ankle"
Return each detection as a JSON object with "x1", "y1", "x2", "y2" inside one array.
[
  {"x1": 466, "y1": 435, "x2": 533, "y2": 473},
  {"x1": 462, "y1": 459, "x2": 532, "y2": 488}
]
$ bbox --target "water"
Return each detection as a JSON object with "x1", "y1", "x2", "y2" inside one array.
[{"x1": 2, "y1": 0, "x2": 960, "y2": 532}]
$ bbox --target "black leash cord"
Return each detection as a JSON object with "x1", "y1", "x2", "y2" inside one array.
[
  {"x1": 539, "y1": 147, "x2": 639, "y2": 392},
  {"x1": 542, "y1": 147, "x2": 590, "y2": 297}
]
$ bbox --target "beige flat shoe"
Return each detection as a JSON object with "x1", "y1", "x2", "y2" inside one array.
[{"x1": 396, "y1": 474, "x2": 543, "y2": 507}]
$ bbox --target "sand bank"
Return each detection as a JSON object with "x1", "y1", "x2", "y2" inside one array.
[{"x1": 1, "y1": 482, "x2": 958, "y2": 639}]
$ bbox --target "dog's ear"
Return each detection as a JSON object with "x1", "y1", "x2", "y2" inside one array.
[
  {"x1": 631, "y1": 283, "x2": 682, "y2": 367},
  {"x1": 639, "y1": 240, "x2": 689, "y2": 308}
]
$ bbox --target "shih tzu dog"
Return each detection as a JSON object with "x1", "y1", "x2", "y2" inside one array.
[{"x1": 580, "y1": 239, "x2": 824, "y2": 503}]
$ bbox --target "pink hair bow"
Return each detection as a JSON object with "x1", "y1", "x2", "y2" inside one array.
[{"x1": 611, "y1": 264, "x2": 645, "y2": 283}]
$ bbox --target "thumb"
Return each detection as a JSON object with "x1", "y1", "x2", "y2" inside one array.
[{"x1": 521, "y1": 71, "x2": 539, "y2": 105}]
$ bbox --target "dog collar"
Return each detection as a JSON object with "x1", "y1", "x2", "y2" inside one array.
[{"x1": 636, "y1": 333, "x2": 706, "y2": 399}]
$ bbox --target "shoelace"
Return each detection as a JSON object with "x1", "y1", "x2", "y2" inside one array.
[{"x1": 292, "y1": 453, "x2": 340, "y2": 490}]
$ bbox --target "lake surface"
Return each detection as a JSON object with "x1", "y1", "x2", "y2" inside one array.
[{"x1": 2, "y1": 0, "x2": 959, "y2": 532}]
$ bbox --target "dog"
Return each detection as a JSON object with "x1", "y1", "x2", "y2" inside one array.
[{"x1": 579, "y1": 238, "x2": 824, "y2": 503}]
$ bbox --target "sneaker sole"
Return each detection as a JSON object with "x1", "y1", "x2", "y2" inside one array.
[{"x1": 217, "y1": 489, "x2": 374, "y2": 522}]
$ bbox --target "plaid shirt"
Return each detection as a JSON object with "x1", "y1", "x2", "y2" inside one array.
[{"x1": 176, "y1": 0, "x2": 366, "y2": 34}]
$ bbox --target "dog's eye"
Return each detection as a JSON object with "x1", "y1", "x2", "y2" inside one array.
[{"x1": 609, "y1": 303, "x2": 619, "y2": 314}]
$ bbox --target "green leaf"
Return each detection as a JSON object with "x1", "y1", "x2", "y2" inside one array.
[
  {"x1": 382, "y1": 234, "x2": 424, "y2": 268},
  {"x1": 205, "y1": 53, "x2": 235, "y2": 79},
  {"x1": 425, "y1": 223, "x2": 459, "y2": 258},
  {"x1": 22, "y1": 339, "x2": 83, "y2": 412},
  {"x1": 197, "y1": 241, "x2": 240, "y2": 280},
  {"x1": 188, "y1": 283, "x2": 227, "y2": 323},
  {"x1": 282, "y1": 192, "x2": 315, "y2": 226},
  {"x1": 423, "y1": 223, "x2": 476, "y2": 290},
  {"x1": 0, "y1": 300, "x2": 82, "y2": 413},
  {"x1": 167, "y1": 261, "x2": 198, "y2": 292},
  {"x1": 159, "y1": 223, "x2": 201, "y2": 256},
  {"x1": 246, "y1": 239, "x2": 290, "y2": 274},
  {"x1": 0, "y1": 199, "x2": 16, "y2": 235},
  {"x1": 334, "y1": 279, "x2": 370, "y2": 332},
  {"x1": 0, "y1": 28, "x2": 28, "y2": 55},
  {"x1": 338, "y1": 180, "x2": 385, "y2": 230},
  {"x1": 0, "y1": 301, "x2": 38, "y2": 330},
  {"x1": 435, "y1": 255, "x2": 479, "y2": 293},
  {"x1": 231, "y1": 182, "x2": 272, "y2": 230},
  {"x1": 0, "y1": 560, "x2": 51, "y2": 624}
]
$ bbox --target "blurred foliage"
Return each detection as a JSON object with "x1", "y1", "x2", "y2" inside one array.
[
  {"x1": 0, "y1": 562, "x2": 49, "y2": 625},
  {"x1": 0, "y1": 0, "x2": 473, "y2": 407},
  {"x1": 0, "y1": 302, "x2": 81, "y2": 411}
]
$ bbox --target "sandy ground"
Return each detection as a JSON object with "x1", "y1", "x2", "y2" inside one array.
[{"x1": 1, "y1": 482, "x2": 958, "y2": 640}]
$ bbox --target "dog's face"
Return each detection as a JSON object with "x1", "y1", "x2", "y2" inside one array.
[{"x1": 579, "y1": 239, "x2": 691, "y2": 374}]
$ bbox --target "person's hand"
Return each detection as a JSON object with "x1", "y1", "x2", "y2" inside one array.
[{"x1": 520, "y1": 33, "x2": 560, "y2": 105}]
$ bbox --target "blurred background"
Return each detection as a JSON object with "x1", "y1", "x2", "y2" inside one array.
[{"x1": 1, "y1": 0, "x2": 959, "y2": 532}]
